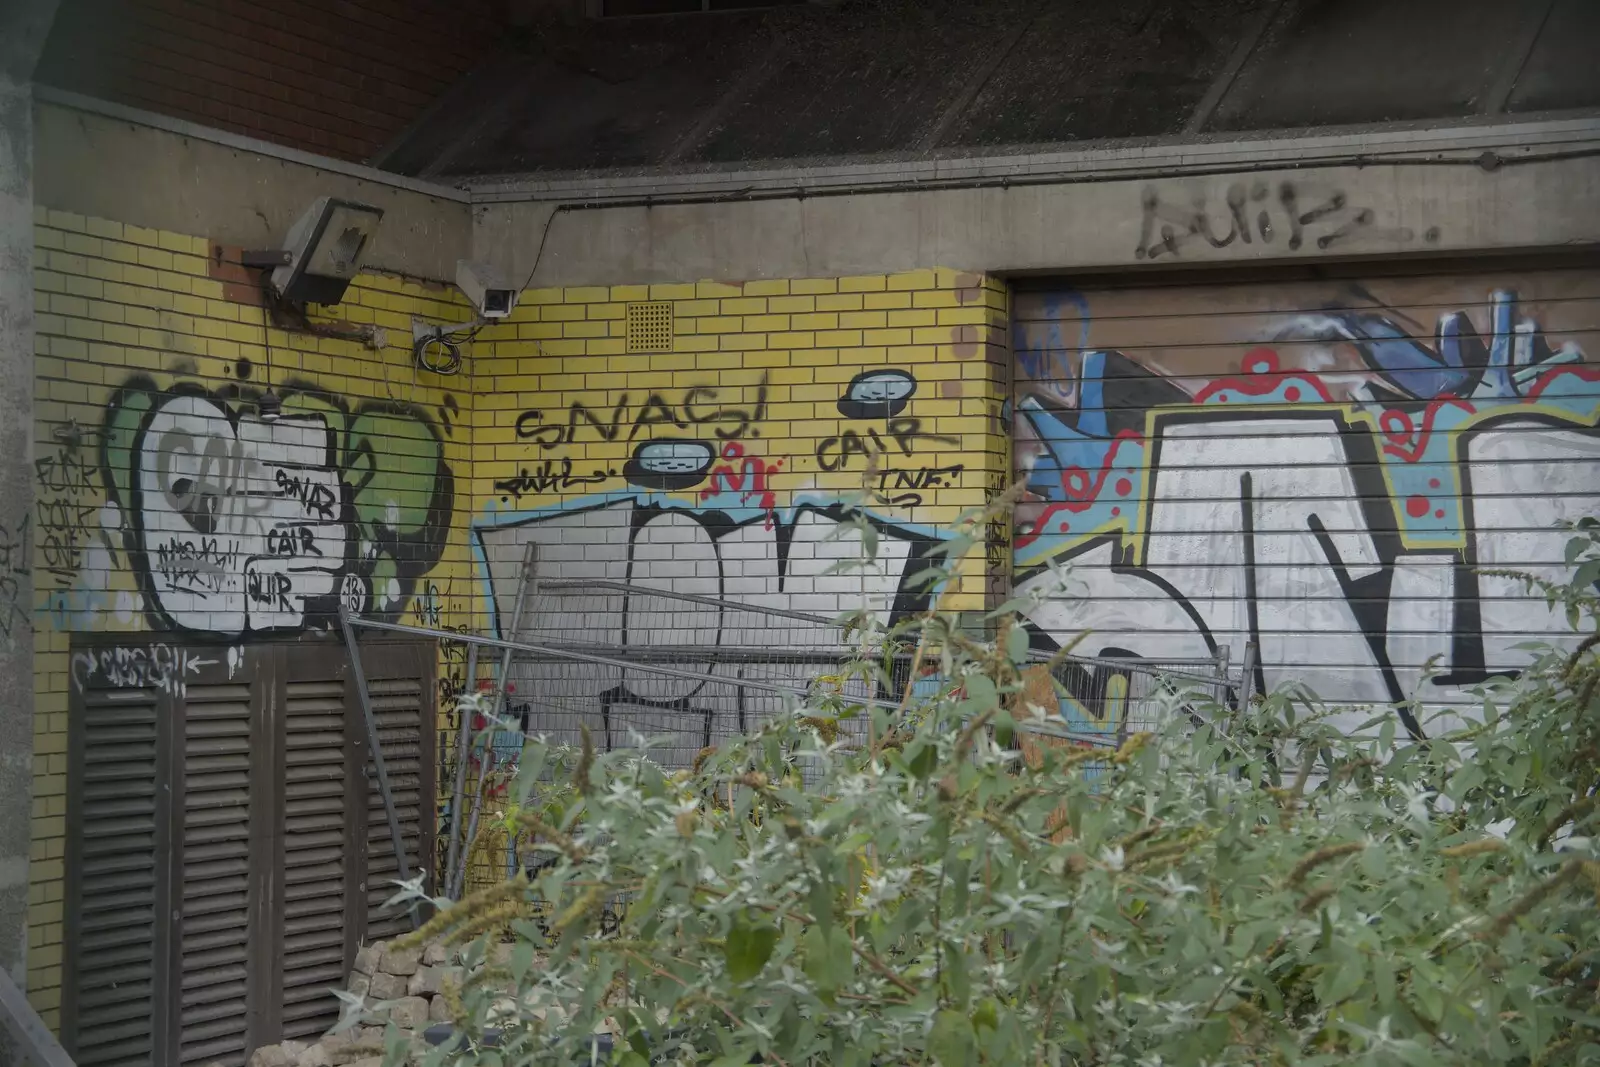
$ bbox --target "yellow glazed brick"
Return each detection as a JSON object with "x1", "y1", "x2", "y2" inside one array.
[
  {"x1": 768, "y1": 295, "x2": 815, "y2": 313},
  {"x1": 790, "y1": 312, "x2": 838, "y2": 331},
  {"x1": 743, "y1": 279, "x2": 790, "y2": 296},
  {"x1": 888, "y1": 308, "x2": 937, "y2": 328},
  {"x1": 720, "y1": 297, "x2": 766, "y2": 315},
  {"x1": 673, "y1": 334, "x2": 719, "y2": 353},
  {"x1": 838, "y1": 274, "x2": 887, "y2": 293},
  {"x1": 815, "y1": 330, "x2": 863, "y2": 348},
  {"x1": 46, "y1": 210, "x2": 87, "y2": 233},
  {"x1": 887, "y1": 269, "x2": 938, "y2": 291},
  {"x1": 742, "y1": 314, "x2": 789, "y2": 332},
  {"x1": 719, "y1": 333, "x2": 769, "y2": 351},
  {"x1": 913, "y1": 289, "x2": 961, "y2": 308},
  {"x1": 563, "y1": 286, "x2": 609, "y2": 303},
  {"x1": 864, "y1": 328, "x2": 914, "y2": 346},
  {"x1": 695, "y1": 316, "x2": 742, "y2": 334},
  {"x1": 936, "y1": 307, "x2": 992, "y2": 326},
  {"x1": 674, "y1": 299, "x2": 721, "y2": 317},
  {"x1": 609, "y1": 284, "x2": 651, "y2": 301},
  {"x1": 696, "y1": 280, "x2": 744, "y2": 298},
  {"x1": 649, "y1": 283, "x2": 697, "y2": 300},
  {"x1": 62, "y1": 232, "x2": 101, "y2": 258},
  {"x1": 587, "y1": 302, "x2": 627, "y2": 320},
  {"x1": 838, "y1": 310, "x2": 887, "y2": 329},
  {"x1": 791, "y1": 278, "x2": 838, "y2": 295},
  {"x1": 816, "y1": 293, "x2": 863, "y2": 312},
  {"x1": 864, "y1": 291, "x2": 913, "y2": 310}
]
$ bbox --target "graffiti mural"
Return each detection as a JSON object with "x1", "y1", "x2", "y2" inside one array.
[
  {"x1": 1012, "y1": 277, "x2": 1600, "y2": 737},
  {"x1": 56, "y1": 376, "x2": 458, "y2": 638},
  {"x1": 473, "y1": 363, "x2": 962, "y2": 756}
]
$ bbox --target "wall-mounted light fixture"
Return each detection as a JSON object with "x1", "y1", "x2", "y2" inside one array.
[{"x1": 242, "y1": 196, "x2": 385, "y2": 307}]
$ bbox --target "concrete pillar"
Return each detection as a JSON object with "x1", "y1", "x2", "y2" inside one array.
[{"x1": 0, "y1": 0, "x2": 59, "y2": 1046}]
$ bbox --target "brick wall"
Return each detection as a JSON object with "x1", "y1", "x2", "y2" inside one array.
[
  {"x1": 467, "y1": 269, "x2": 1010, "y2": 626},
  {"x1": 27, "y1": 207, "x2": 1012, "y2": 1025},
  {"x1": 28, "y1": 208, "x2": 479, "y2": 1022},
  {"x1": 37, "y1": 0, "x2": 503, "y2": 162}
]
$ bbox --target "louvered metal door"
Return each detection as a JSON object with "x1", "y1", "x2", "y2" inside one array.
[
  {"x1": 65, "y1": 638, "x2": 437, "y2": 1065},
  {"x1": 358, "y1": 644, "x2": 436, "y2": 942},
  {"x1": 62, "y1": 670, "x2": 171, "y2": 1067},
  {"x1": 276, "y1": 652, "x2": 363, "y2": 1043},
  {"x1": 173, "y1": 665, "x2": 259, "y2": 1067}
]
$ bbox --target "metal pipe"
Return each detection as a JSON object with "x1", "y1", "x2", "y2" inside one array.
[
  {"x1": 0, "y1": 966, "x2": 75, "y2": 1067},
  {"x1": 442, "y1": 642, "x2": 479, "y2": 901},
  {"x1": 450, "y1": 543, "x2": 538, "y2": 900},
  {"x1": 338, "y1": 605, "x2": 414, "y2": 919}
]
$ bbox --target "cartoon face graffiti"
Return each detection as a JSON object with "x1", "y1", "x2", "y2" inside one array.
[{"x1": 101, "y1": 378, "x2": 454, "y2": 637}]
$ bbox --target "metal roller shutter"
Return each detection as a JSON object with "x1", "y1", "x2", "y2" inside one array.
[{"x1": 1010, "y1": 263, "x2": 1600, "y2": 738}]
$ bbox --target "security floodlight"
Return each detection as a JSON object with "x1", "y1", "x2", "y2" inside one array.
[{"x1": 245, "y1": 197, "x2": 384, "y2": 306}]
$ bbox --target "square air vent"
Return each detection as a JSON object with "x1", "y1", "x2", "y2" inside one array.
[{"x1": 626, "y1": 301, "x2": 673, "y2": 353}]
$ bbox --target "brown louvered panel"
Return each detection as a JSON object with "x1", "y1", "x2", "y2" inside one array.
[
  {"x1": 71, "y1": 694, "x2": 161, "y2": 1067},
  {"x1": 178, "y1": 683, "x2": 254, "y2": 1067},
  {"x1": 280, "y1": 678, "x2": 350, "y2": 1040},
  {"x1": 364, "y1": 677, "x2": 428, "y2": 939}
]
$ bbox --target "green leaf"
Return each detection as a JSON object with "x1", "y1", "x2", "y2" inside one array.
[
  {"x1": 802, "y1": 923, "x2": 853, "y2": 1003},
  {"x1": 906, "y1": 741, "x2": 938, "y2": 779},
  {"x1": 929, "y1": 1009, "x2": 976, "y2": 1066},
  {"x1": 724, "y1": 915, "x2": 778, "y2": 983}
]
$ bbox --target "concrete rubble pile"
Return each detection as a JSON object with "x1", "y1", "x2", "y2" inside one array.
[{"x1": 223, "y1": 938, "x2": 484, "y2": 1067}]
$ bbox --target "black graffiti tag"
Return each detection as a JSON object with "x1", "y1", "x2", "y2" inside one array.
[
  {"x1": 1134, "y1": 180, "x2": 1413, "y2": 259},
  {"x1": 870, "y1": 464, "x2": 966, "y2": 508},
  {"x1": 494, "y1": 458, "x2": 611, "y2": 502},
  {"x1": 816, "y1": 418, "x2": 961, "y2": 472},
  {"x1": 515, "y1": 376, "x2": 769, "y2": 450}
]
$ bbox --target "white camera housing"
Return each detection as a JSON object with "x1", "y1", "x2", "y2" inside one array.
[{"x1": 456, "y1": 259, "x2": 519, "y2": 319}]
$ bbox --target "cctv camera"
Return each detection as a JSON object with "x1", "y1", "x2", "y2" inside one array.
[{"x1": 456, "y1": 260, "x2": 519, "y2": 319}]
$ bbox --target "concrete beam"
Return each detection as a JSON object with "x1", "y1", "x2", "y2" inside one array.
[
  {"x1": 0, "y1": 0, "x2": 57, "y2": 1017},
  {"x1": 475, "y1": 152, "x2": 1600, "y2": 287},
  {"x1": 34, "y1": 96, "x2": 472, "y2": 282}
]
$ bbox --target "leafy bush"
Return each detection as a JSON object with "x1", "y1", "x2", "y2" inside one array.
[{"x1": 395, "y1": 519, "x2": 1600, "y2": 1066}]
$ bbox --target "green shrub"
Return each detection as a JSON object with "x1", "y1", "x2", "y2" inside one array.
[{"x1": 393, "y1": 517, "x2": 1600, "y2": 1066}]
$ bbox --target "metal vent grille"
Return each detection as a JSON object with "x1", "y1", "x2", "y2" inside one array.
[
  {"x1": 365, "y1": 677, "x2": 428, "y2": 940},
  {"x1": 280, "y1": 679, "x2": 350, "y2": 1041},
  {"x1": 70, "y1": 694, "x2": 161, "y2": 1067},
  {"x1": 626, "y1": 301, "x2": 673, "y2": 353},
  {"x1": 177, "y1": 684, "x2": 254, "y2": 1067}
]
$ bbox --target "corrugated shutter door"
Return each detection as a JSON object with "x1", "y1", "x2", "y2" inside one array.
[
  {"x1": 279, "y1": 677, "x2": 354, "y2": 1041},
  {"x1": 65, "y1": 687, "x2": 166, "y2": 1067},
  {"x1": 1011, "y1": 265, "x2": 1600, "y2": 736},
  {"x1": 176, "y1": 681, "x2": 256, "y2": 1067},
  {"x1": 363, "y1": 663, "x2": 433, "y2": 940}
]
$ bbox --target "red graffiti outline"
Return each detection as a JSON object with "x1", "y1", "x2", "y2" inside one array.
[
  {"x1": 1378, "y1": 397, "x2": 1477, "y2": 463},
  {"x1": 700, "y1": 442, "x2": 785, "y2": 528},
  {"x1": 1191, "y1": 348, "x2": 1336, "y2": 406},
  {"x1": 1524, "y1": 363, "x2": 1600, "y2": 400}
]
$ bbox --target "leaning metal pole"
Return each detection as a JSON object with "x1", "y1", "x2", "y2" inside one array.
[
  {"x1": 338, "y1": 604, "x2": 415, "y2": 917},
  {"x1": 442, "y1": 641, "x2": 479, "y2": 902},
  {"x1": 448, "y1": 542, "x2": 539, "y2": 901}
]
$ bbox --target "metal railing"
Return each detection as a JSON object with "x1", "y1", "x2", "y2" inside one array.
[
  {"x1": 339, "y1": 556, "x2": 1252, "y2": 900},
  {"x1": 0, "y1": 967, "x2": 75, "y2": 1067}
]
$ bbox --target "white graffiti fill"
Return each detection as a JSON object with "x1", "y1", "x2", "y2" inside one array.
[
  {"x1": 70, "y1": 643, "x2": 220, "y2": 699},
  {"x1": 136, "y1": 395, "x2": 347, "y2": 636}
]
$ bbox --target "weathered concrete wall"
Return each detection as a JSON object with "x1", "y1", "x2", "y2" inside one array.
[
  {"x1": 474, "y1": 155, "x2": 1600, "y2": 287},
  {"x1": 33, "y1": 99, "x2": 472, "y2": 283},
  {"x1": 1, "y1": 5, "x2": 59, "y2": 1039},
  {"x1": 0, "y1": 74, "x2": 38, "y2": 1003}
]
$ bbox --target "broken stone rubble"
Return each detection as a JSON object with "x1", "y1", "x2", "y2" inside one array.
[{"x1": 226, "y1": 935, "x2": 489, "y2": 1067}]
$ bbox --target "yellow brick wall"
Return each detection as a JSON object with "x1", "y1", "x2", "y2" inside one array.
[
  {"x1": 26, "y1": 209, "x2": 1013, "y2": 1025},
  {"x1": 469, "y1": 268, "x2": 1010, "y2": 627},
  {"x1": 27, "y1": 208, "x2": 481, "y2": 1024}
]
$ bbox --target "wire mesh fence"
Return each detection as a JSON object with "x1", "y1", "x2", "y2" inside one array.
[{"x1": 342, "y1": 573, "x2": 1248, "y2": 901}]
